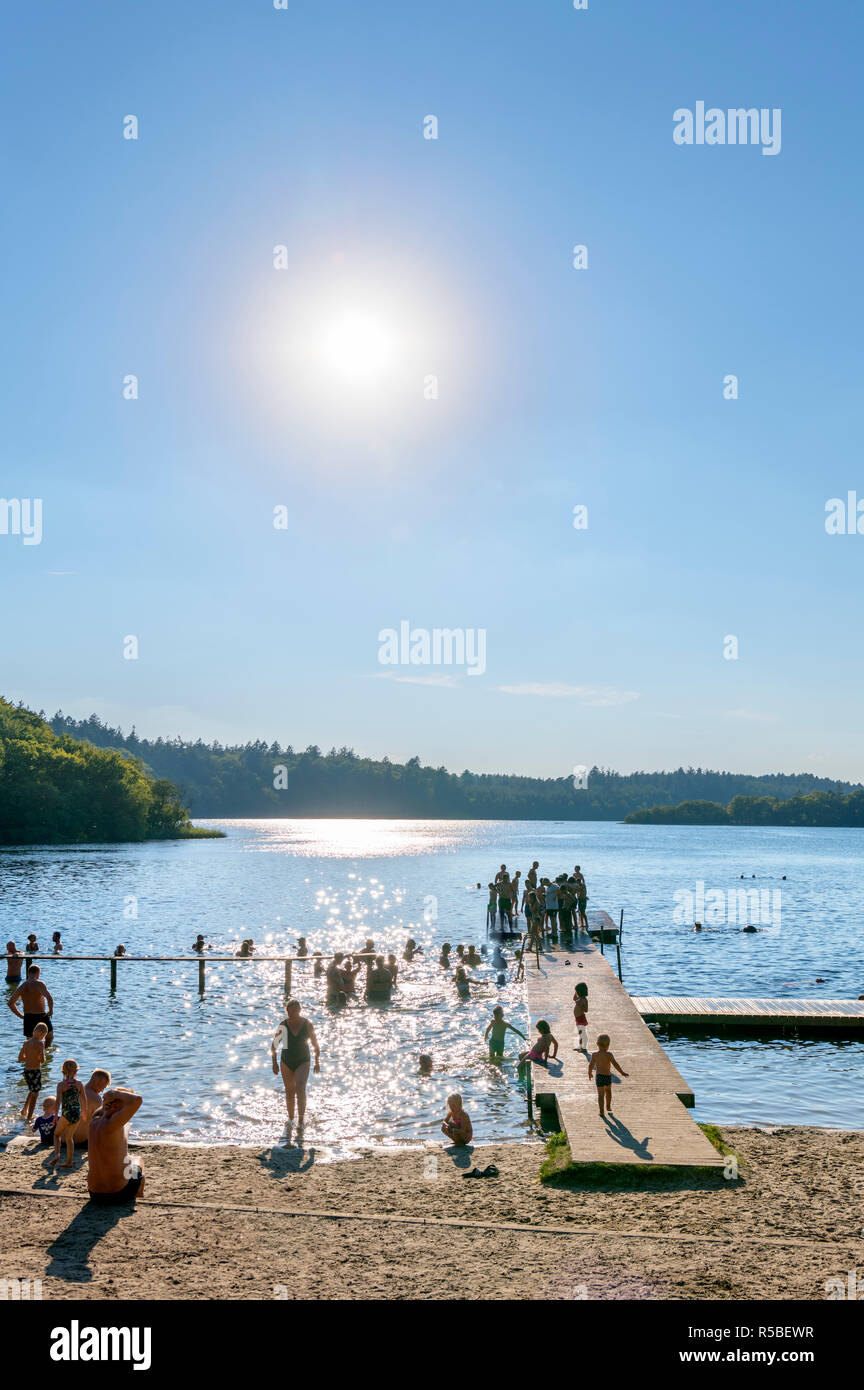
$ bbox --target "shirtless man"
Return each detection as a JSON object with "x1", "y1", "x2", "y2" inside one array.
[
  {"x1": 7, "y1": 966, "x2": 54, "y2": 1043},
  {"x1": 87, "y1": 1088, "x2": 145, "y2": 1205},
  {"x1": 5, "y1": 942, "x2": 23, "y2": 985},
  {"x1": 72, "y1": 1069, "x2": 111, "y2": 1148},
  {"x1": 366, "y1": 956, "x2": 393, "y2": 996},
  {"x1": 325, "y1": 952, "x2": 347, "y2": 1002},
  {"x1": 526, "y1": 861, "x2": 539, "y2": 890}
]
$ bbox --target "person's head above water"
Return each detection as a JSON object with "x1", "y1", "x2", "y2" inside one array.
[
  {"x1": 418, "y1": 1054, "x2": 433, "y2": 1074},
  {"x1": 27, "y1": 965, "x2": 40, "y2": 979}
]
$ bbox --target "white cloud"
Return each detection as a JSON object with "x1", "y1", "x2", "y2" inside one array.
[
  {"x1": 497, "y1": 683, "x2": 639, "y2": 706},
  {"x1": 368, "y1": 672, "x2": 461, "y2": 688}
]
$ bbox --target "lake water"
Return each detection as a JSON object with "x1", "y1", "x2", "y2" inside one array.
[{"x1": 1, "y1": 819, "x2": 862, "y2": 1149}]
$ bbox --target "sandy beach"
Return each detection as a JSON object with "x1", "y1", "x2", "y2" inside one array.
[{"x1": 1, "y1": 1126, "x2": 862, "y2": 1301}]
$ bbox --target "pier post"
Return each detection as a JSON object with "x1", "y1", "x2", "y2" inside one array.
[
  {"x1": 198, "y1": 958, "x2": 206, "y2": 994},
  {"x1": 110, "y1": 957, "x2": 117, "y2": 992},
  {"x1": 284, "y1": 959, "x2": 292, "y2": 995}
]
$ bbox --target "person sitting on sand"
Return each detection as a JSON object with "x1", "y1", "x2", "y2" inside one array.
[
  {"x1": 7, "y1": 966, "x2": 54, "y2": 1044},
  {"x1": 18, "y1": 1022, "x2": 49, "y2": 1122},
  {"x1": 270, "y1": 999, "x2": 321, "y2": 1132},
  {"x1": 72, "y1": 1069, "x2": 111, "y2": 1149},
  {"x1": 366, "y1": 956, "x2": 393, "y2": 997},
  {"x1": 520, "y1": 1020, "x2": 558, "y2": 1065},
  {"x1": 5, "y1": 941, "x2": 23, "y2": 984},
  {"x1": 191, "y1": 934, "x2": 206, "y2": 953},
  {"x1": 33, "y1": 1096, "x2": 57, "y2": 1146},
  {"x1": 441, "y1": 1094, "x2": 473, "y2": 1146},
  {"x1": 439, "y1": 942, "x2": 451, "y2": 968},
  {"x1": 484, "y1": 1005, "x2": 525, "y2": 1058},
  {"x1": 49, "y1": 1059, "x2": 87, "y2": 1169},
  {"x1": 588, "y1": 1034, "x2": 629, "y2": 1118},
  {"x1": 87, "y1": 1088, "x2": 145, "y2": 1204},
  {"x1": 51, "y1": 931, "x2": 63, "y2": 954}
]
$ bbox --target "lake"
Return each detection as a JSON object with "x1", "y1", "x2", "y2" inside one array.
[{"x1": 1, "y1": 819, "x2": 862, "y2": 1149}]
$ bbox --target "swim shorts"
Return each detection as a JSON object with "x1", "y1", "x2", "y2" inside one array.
[
  {"x1": 23, "y1": 1013, "x2": 51, "y2": 1038},
  {"x1": 595, "y1": 1073, "x2": 611, "y2": 1087},
  {"x1": 23, "y1": 1069, "x2": 42, "y2": 1093},
  {"x1": 88, "y1": 1168, "x2": 143, "y2": 1206}
]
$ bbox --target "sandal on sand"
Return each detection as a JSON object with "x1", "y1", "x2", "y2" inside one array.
[
  {"x1": 482, "y1": 1164, "x2": 499, "y2": 1178},
  {"x1": 461, "y1": 1167, "x2": 483, "y2": 1179}
]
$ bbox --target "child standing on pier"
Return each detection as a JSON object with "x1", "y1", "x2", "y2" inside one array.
[
  {"x1": 588, "y1": 1034, "x2": 628, "y2": 1117},
  {"x1": 573, "y1": 982, "x2": 589, "y2": 1051}
]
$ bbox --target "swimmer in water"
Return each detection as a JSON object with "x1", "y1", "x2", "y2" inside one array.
[{"x1": 484, "y1": 1005, "x2": 525, "y2": 1059}]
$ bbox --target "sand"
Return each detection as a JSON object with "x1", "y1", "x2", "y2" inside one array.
[{"x1": 1, "y1": 1126, "x2": 862, "y2": 1300}]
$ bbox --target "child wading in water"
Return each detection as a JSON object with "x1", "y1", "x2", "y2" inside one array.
[
  {"x1": 484, "y1": 1005, "x2": 526, "y2": 1059},
  {"x1": 50, "y1": 1059, "x2": 86, "y2": 1168},
  {"x1": 520, "y1": 1019, "x2": 558, "y2": 1065},
  {"x1": 18, "y1": 1021, "x2": 49, "y2": 1122},
  {"x1": 573, "y1": 982, "x2": 589, "y2": 1051},
  {"x1": 588, "y1": 1033, "x2": 629, "y2": 1117}
]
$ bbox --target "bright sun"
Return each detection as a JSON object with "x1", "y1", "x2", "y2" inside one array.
[{"x1": 317, "y1": 310, "x2": 397, "y2": 384}]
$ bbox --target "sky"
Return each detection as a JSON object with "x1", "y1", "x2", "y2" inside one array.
[{"x1": 1, "y1": 1, "x2": 863, "y2": 780}]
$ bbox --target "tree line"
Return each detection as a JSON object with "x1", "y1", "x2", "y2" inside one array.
[
  {"x1": 624, "y1": 791, "x2": 864, "y2": 827},
  {"x1": 0, "y1": 699, "x2": 217, "y2": 844},
  {"x1": 44, "y1": 709, "x2": 861, "y2": 821}
]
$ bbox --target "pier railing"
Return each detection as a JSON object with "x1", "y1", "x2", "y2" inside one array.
[{"x1": 5, "y1": 952, "x2": 389, "y2": 995}]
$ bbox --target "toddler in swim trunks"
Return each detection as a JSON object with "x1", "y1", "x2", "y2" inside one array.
[
  {"x1": 588, "y1": 1034, "x2": 629, "y2": 1117},
  {"x1": 18, "y1": 1022, "x2": 49, "y2": 1123}
]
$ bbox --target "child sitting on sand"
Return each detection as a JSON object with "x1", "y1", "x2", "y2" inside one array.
[
  {"x1": 18, "y1": 1021, "x2": 49, "y2": 1122},
  {"x1": 484, "y1": 1005, "x2": 526, "y2": 1058},
  {"x1": 588, "y1": 1033, "x2": 629, "y2": 1117},
  {"x1": 33, "y1": 1097, "x2": 57, "y2": 1145},
  {"x1": 441, "y1": 1094, "x2": 473, "y2": 1146},
  {"x1": 519, "y1": 1019, "x2": 558, "y2": 1065}
]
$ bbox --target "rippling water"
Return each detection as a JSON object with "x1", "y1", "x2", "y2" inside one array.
[{"x1": 1, "y1": 819, "x2": 862, "y2": 1147}]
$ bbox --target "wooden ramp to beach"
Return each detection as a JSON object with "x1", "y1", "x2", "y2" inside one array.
[
  {"x1": 525, "y1": 912, "x2": 725, "y2": 1170},
  {"x1": 633, "y1": 996, "x2": 864, "y2": 1037}
]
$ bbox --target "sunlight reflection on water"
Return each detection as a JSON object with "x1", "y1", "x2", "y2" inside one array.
[{"x1": 1, "y1": 819, "x2": 862, "y2": 1145}]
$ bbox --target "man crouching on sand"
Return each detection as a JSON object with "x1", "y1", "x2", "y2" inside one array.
[{"x1": 87, "y1": 1088, "x2": 145, "y2": 1206}]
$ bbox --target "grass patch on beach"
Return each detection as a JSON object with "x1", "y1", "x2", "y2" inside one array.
[{"x1": 539, "y1": 1130, "x2": 739, "y2": 1190}]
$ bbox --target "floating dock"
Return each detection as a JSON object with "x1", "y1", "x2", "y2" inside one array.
[
  {"x1": 525, "y1": 912, "x2": 725, "y2": 1170},
  {"x1": 633, "y1": 996, "x2": 864, "y2": 1038}
]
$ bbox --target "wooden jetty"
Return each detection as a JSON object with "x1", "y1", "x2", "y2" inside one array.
[
  {"x1": 524, "y1": 911, "x2": 725, "y2": 1170},
  {"x1": 633, "y1": 996, "x2": 864, "y2": 1038}
]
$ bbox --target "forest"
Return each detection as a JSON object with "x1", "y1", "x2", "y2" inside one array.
[
  {"x1": 624, "y1": 790, "x2": 864, "y2": 827},
  {"x1": 0, "y1": 700, "x2": 217, "y2": 844},
  {"x1": 43, "y1": 708, "x2": 861, "y2": 822}
]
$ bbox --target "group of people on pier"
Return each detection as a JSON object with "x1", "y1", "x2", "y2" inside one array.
[{"x1": 487, "y1": 862, "x2": 589, "y2": 938}]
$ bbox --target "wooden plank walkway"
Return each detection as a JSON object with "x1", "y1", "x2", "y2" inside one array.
[
  {"x1": 524, "y1": 912, "x2": 725, "y2": 1169},
  {"x1": 633, "y1": 996, "x2": 864, "y2": 1036}
]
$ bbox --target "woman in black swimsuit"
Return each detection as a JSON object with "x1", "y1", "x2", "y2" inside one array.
[{"x1": 270, "y1": 998, "x2": 320, "y2": 1132}]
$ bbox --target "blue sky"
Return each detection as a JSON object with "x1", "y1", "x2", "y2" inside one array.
[{"x1": 2, "y1": 1, "x2": 862, "y2": 779}]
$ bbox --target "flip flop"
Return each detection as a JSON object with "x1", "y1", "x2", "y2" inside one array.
[
  {"x1": 461, "y1": 1167, "x2": 483, "y2": 1179},
  {"x1": 482, "y1": 1164, "x2": 499, "y2": 1178}
]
